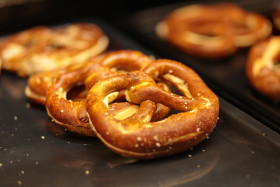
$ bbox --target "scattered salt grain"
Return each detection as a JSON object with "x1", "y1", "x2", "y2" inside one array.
[{"x1": 25, "y1": 103, "x2": 30, "y2": 109}]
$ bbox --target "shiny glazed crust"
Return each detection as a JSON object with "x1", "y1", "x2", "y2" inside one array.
[
  {"x1": 246, "y1": 37, "x2": 280, "y2": 101},
  {"x1": 25, "y1": 62, "x2": 89, "y2": 105},
  {"x1": 86, "y1": 60, "x2": 219, "y2": 159},
  {"x1": 45, "y1": 50, "x2": 155, "y2": 136}
]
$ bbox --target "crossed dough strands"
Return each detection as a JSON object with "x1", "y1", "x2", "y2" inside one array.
[
  {"x1": 45, "y1": 50, "x2": 170, "y2": 137},
  {"x1": 86, "y1": 59, "x2": 219, "y2": 159}
]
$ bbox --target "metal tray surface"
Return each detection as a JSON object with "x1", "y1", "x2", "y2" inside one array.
[
  {"x1": 111, "y1": 0, "x2": 280, "y2": 133},
  {"x1": 0, "y1": 19, "x2": 280, "y2": 187}
]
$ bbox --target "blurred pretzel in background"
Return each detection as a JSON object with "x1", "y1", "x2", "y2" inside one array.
[
  {"x1": 246, "y1": 36, "x2": 280, "y2": 101},
  {"x1": 156, "y1": 3, "x2": 272, "y2": 58},
  {"x1": 0, "y1": 23, "x2": 109, "y2": 77},
  {"x1": 86, "y1": 59, "x2": 219, "y2": 159}
]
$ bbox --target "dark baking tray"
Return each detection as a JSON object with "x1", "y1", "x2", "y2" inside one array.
[
  {"x1": 110, "y1": 0, "x2": 280, "y2": 133},
  {"x1": 0, "y1": 18, "x2": 280, "y2": 187}
]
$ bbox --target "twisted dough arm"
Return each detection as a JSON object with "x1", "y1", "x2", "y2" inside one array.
[{"x1": 86, "y1": 65, "x2": 219, "y2": 159}]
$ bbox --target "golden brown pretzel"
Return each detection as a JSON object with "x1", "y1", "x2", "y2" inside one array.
[
  {"x1": 246, "y1": 36, "x2": 280, "y2": 101},
  {"x1": 45, "y1": 50, "x2": 154, "y2": 136},
  {"x1": 46, "y1": 62, "x2": 101, "y2": 136},
  {"x1": 86, "y1": 60, "x2": 219, "y2": 159},
  {"x1": 0, "y1": 23, "x2": 109, "y2": 77},
  {"x1": 156, "y1": 3, "x2": 272, "y2": 58}
]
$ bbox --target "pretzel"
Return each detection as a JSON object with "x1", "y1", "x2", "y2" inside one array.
[
  {"x1": 45, "y1": 50, "x2": 156, "y2": 136},
  {"x1": 246, "y1": 36, "x2": 280, "y2": 101},
  {"x1": 85, "y1": 65, "x2": 172, "y2": 119},
  {"x1": 156, "y1": 3, "x2": 272, "y2": 58},
  {"x1": 84, "y1": 50, "x2": 153, "y2": 88},
  {"x1": 25, "y1": 53, "x2": 107, "y2": 105},
  {"x1": 86, "y1": 60, "x2": 219, "y2": 159},
  {"x1": 25, "y1": 62, "x2": 85, "y2": 105},
  {"x1": 0, "y1": 23, "x2": 109, "y2": 77}
]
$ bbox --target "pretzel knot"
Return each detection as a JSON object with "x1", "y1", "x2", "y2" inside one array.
[
  {"x1": 156, "y1": 3, "x2": 272, "y2": 58},
  {"x1": 45, "y1": 50, "x2": 169, "y2": 137},
  {"x1": 86, "y1": 60, "x2": 219, "y2": 159},
  {"x1": 246, "y1": 36, "x2": 280, "y2": 101}
]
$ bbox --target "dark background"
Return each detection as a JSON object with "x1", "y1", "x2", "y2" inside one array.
[{"x1": 0, "y1": 0, "x2": 189, "y2": 33}]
